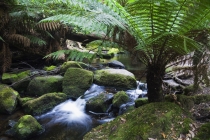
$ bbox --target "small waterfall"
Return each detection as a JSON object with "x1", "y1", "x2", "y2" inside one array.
[
  {"x1": 126, "y1": 81, "x2": 147, "y2": 101},
  {"x1": 35, "y1": 97, "x2": 92, "y2": 140},
  {"x1": 83, "y1": 84, "x2": 105, "y2": 100}
]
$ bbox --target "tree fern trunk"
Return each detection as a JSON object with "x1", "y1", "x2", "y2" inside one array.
[
  {"x1": 146, "y1": 64, "x2": 165, "y2": 102},
  {"x1": 0, "y1": 42, "x2": 12, "y2": 76}
]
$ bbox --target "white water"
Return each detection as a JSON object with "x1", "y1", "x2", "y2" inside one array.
[
  {"x1": 34, "y1": 82, "x2": 147, "y2": 139},
  {"x1": 126, "y1": 81, "x2": 147, "y2": 101},
  {"x1": 36, "y1": 97, "x2": 92, "y2": 138}
]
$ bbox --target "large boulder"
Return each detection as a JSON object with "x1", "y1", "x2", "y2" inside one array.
[
  {"x1": 84, "y1": 102, "x2": 193, "y2": 140},
  {"x1": 94, "y1": 69, "x2": 137, "y2": 90},
  {"x1": 62, "y1": 68, "x2": 93, "y2": 98},
  {"x1": 86, "y1": 92, "x2": 113, "y2": 113},
  {"x1": 112, "y1": 91, "x2": 129, "y2": 108},
  {"x1": 23, "y1": 92, "x2": 67, "y2": 115},
  {"x1": 2, "y1": 70, "x2": 31, "y2": 93},
  {"x1": 7, "y1": 115, "x2": 43, "y2": 140},
  {"x1": 26, "y1": 75, "x2": 63, "y2": 96},
  {"x1": 0, "y1": 84, "x2": 19, "y2": 114}
]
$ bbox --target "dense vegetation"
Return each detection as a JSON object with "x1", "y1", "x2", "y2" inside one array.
[{"x1": 1, "y1": 0, "x2": 210, "y2": 102}]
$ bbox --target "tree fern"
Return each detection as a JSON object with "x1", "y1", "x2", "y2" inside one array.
[{"x1": 43, "y1": 49, "x2": 95, "y2": 62}]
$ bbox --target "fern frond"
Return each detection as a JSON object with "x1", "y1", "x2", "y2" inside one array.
[
  {"x1": 25, "y1": 35, "x2": 46, "y2": 46},
  {"x1": 8, "y1": 34, "x2": 30, "y2": 47},
  {"x1": 44, "y1": 49, "x2": 95, "y2": 62},
  {"x1": 36, "y1": 22, "x2": 61, "y2": 31}
]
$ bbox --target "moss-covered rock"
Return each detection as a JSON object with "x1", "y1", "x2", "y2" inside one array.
[
  {"x1": 23, "y1": 92, "x2": 67, "y2": 115},
  {"x1": 94, "y1": 69, "x2": 137, "y2": 90},
  {"x1": 112, "y1": 91, "x2": 129, "y2": 108},
  {"x1": 2, "y1": 70, "x2": 31, "y2": 93},
  {"x1": 86, "y1": 92, "x2": 113, "y2": 113},
  {"x1": 135, "y1": 98, "x2": 148, "y2": 108},
  {"x1": 175, "y1": 94, "x2": 210, "y2": 110},
  {"x1": 193, "y1": 122, "x2": 210, "y2": 140},
  {"x1": 0, "y1": 84, "x2": 19, "y2": 114},
  {"x1": 62, "y1": 68, "x2": 93, "y2": 98},
  {"x1": 26, "y1": 75, "x2": 63, "y2": 96},
  {"x1": 60, "y1": 61, "x2": 88, "y2": 74},
  {"x1": 84, "y1": 102, "x2": 193, "y2": 140},
  {"x1": 9, "y1": 115, "x2": 43, "y2": 140},
  {"x1": 18, "y1": 97, "x2": 34, "y2": 106},
  {"x1": 43, "y1": 65, "x2": 57, "y2": 71}
]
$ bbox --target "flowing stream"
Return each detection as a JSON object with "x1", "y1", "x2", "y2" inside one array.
[{"x1": 32, "y1": 81, "x2": 147, "y2": 140}]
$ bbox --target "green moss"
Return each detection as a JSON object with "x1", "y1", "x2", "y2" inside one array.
[
  {"x1": 112, "y1": 91, "x2": 129, "y2": 108},
  {"x1": 23, "y1": 92, "x2": 67, "y2": 115},
  {"x1": 60, "y1": 61, "x2": 88, "y2": 73},
  {"x1": 135, "y1": 98, "x2": 148, "y2": 107},
  {"x1": 107, "y1": 48, "x2": 119, "y2": 54},
  {"x1": 2, "y1": 71, "x2": 31, "y2": 93},
  {"x1": 0, "y1": 84, "x2": 19, "y2": 114},
  {"x1": 86, "y1": 93, "x2": 109, "y2": 113},
  {"x1": 2, "y1": 70, "x2": 30, "y2": 84},
  {"x1": 176, "y1": 94, "x2": 210, "y2": 110},
  {"x1": 18, "y1": 97, "x2": 34, "y2": 106},
  {"x1": 27, "y1": 75, "x2": 63, "y2": 96},
  {"x1": 12, "y1": 115, "x2": 43, "y2": 140},
  {"x1": 193, "y1": 122, "x2": 210, "y2": 140},
  {"x1": 62, "y1": 68, "x2": 93, "y2": 98},
  {"x1": 183, "y1": 84, "x2": 195, "y2": 95},
  {"x1": 44, "y1": 65, "x2": 57, "y2": 71},
  {"x1": 84, "y1": 102, "x2": 193, "y2": 140}
]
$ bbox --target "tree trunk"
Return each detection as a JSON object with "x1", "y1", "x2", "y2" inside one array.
[{"x1": 146, "y1": 64, "x2": 165, "y2": 102}]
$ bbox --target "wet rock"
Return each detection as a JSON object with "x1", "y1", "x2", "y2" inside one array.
[
  {"x1": 23, "y1": 92, "x2": 67, "y2": 115},
  {"x1": 112, "y1": 91, "x2": 129, "y2": 108},
  {"x1": 26, "y1": 75, "x2": 63, "y2": 97},
  {"x1": 6, "y1": 115, "x2": 43, "y2": 140},
  {"x1": 94, "y1": 69, "x2": 137, "y2": 90},
  {"x1": 63, "y1": 68, "x2": 93, "y2": 98},
  {"x1": 0, "y1": 84, "x2": 19, "y2": 114},
  {"x1": 2, "y1": 70, "x2": 31, "y2": 93},
  {"x1": 86, "y1": 92, "x2": 113, "y2": 113},
  {"x1": 107, "y1": 60, "x2": 125, "y2": 69}
]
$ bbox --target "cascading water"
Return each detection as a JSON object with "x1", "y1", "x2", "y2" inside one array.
[
  {"x1": 34, "y1": 97, "x2": 92, "y2": 140},
  {"x1": 31, "y1": 82, "x2": 147, "y2": 140}
]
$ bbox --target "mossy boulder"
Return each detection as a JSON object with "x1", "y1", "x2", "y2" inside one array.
[
  {"x1": 18, "y1": 97, "x2": 34, "y2": 106},
  {"x1": 175, "y1": 94, "x2": 210, "y2": 110},
  {"x1": 86, "y1": 92, "x2": 113, "y2": 113},
  {"x1": 193, "y1": 122, "x2": 210, "y2": 140},
  {"x1": 135, "y1": 98, "x2": 148, "y2": 108},
  {"x1": 0, "y1": 84, "x2": 19, "y2": 114},
  {"x1": 112, "y1": 91, "x2": 129, "y2": 108},
  {"x1": 23, "y1": 92, "x2": 67, "y2": 115},
  {"x1": 2, "y1": 70, "x2": 31, "y2": 93},
  {"x1": 26, "y1": 75, "x2": 63, "y2": 96},
  {"x1": 8, "y1": 115, "x2": 43, "y2": 140},
  {"x1": 94, "y1": 69, "x2": 137, "y2": 90},
  {"x1": 62, "y1": 68, "x2": 93, "y2": 98},
  {"x1": 60, "y1": 61, "x2": 88, "y2": 74},
  {"x1": 84, "y1": 102, "x2": 193, "y2": 140}
]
